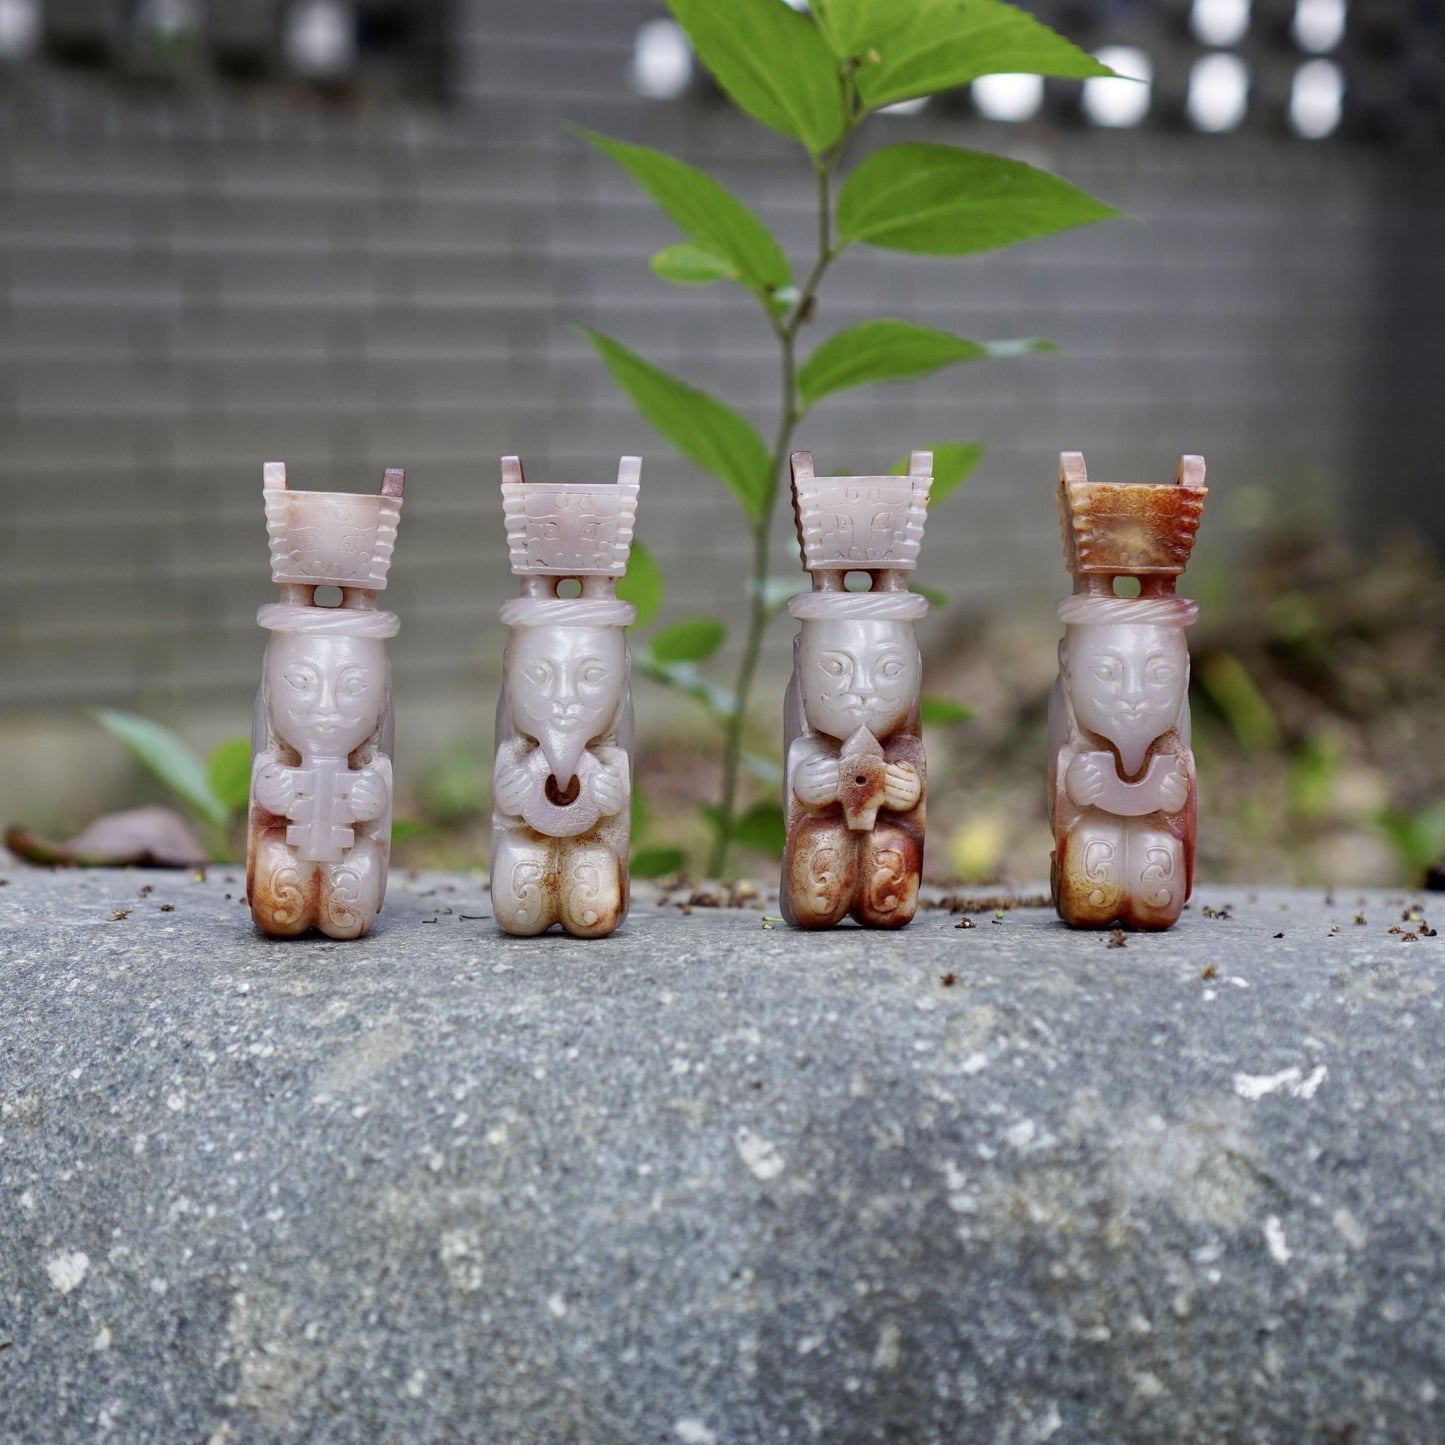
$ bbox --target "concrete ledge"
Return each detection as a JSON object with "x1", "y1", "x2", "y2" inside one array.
[{"x1": 2, "y1": 864, "x2": 1443, "y2": 1442}]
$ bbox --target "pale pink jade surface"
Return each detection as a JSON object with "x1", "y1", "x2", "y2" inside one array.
[{"x1": 247, "y1": 462, "x2": 403, "y2": 940}]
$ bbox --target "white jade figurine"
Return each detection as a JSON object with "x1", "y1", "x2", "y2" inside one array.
[
  {"x1": 490, "y1": 455, "x2": 639, "y2": 938},
  {"x1": 248, "y1": 462, "x2": 403, "y2": 940},
  {"x1": 1049, "y1": 452, "x2": 1207, "y2": 931},
  {"x1": 782, "y1": 451, "x2": 931, "y2": 929}
]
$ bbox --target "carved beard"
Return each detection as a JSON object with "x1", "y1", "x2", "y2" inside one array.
[
  {"x1": 1095, "y1": 718, "x2": 1159, "y2": 780},
  {"x1": 535, "y1": 721, "x2": 593, "y2": 789}
]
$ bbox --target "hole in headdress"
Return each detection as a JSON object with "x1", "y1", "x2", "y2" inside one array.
[
  {"x1": 844, "y1": 571, "x2": 874, "y2": 593},
  {"x1": 314, "y1": 585, "x2": 343, "y2": 607},
  {"x1": 555, "y1": 578, "x2": 582, "y2": 599},
  {"x1": 1113, "y1": 576, "x2": 1142, "y2": 598}
]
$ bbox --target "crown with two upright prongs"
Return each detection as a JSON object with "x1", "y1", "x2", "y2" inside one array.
[
  {"x1": 501, "y1": 456, "x2": 639, "y2": 578},
  {"x1": 1057, "y1": 452, "x2": 1207, "y2": 579},
  {"x1": 263, "y1": 462, "x2": 404, "y2": 590},
  {"x1": 791, "y1": 451, "x2": 932, "y2": 577}
]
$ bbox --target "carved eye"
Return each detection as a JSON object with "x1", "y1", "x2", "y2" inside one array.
[
  {"x1": 820, "y1": 656, "x2": 847, "y2": 677},
  {"x1": 879, "y1": 657, "x2": 906, "y2": 681},
  {"x1": 1089, "y1": 659, "x2": 1120, "y2": 683},
  {"x1": 1147, "y1": 661, "x2": 1177, "y2": 686},
  {"x1": 523, "y1": 664, "x2": 551, "y2": 686},
  {"x1": 580, "y1": 663, "x2": 608, "y2": 688},
  {"x1": 339, "y1": 671, "x2": 368, "y2": 698},
  {"x1": 284, "y1": 669, "x2": 314, "y2": 692}
]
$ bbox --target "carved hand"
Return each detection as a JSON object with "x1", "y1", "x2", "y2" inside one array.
[
  {"x1": 1158, "y1": 758, "x2": 1190, "y2": 813},
  {"x1": 589, "y1": 755, "x2": 628, "y2": 818},
  {"x1": 883, "y1": 761, "x2": 921, "y2": 812},
  {"x1": 794, "y1": 754, "x2": 841, "y2": 807},
  {"x1": 348, "y1": 766, "x2": 389, "y2": 822},
  {"x1": 254, "y1": 762, "x2": 299, "y2": 816},
  {"x1": 493, "y1": 757, "x2": 537, "y2": 817},
  {"x1": 1066, "y1": 752, "x2": 1110, "y2": 807}
]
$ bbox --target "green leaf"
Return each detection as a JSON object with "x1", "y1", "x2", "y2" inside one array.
[
  {"x1": 920, "y1": 696, "x2": 976, "y2": 727},
  {"x1": 582, "y1": 329, "x2": 772, "y2": 522},
  {"x1": 699, "y1": 803, "x2": 725, "y2": 840},
  {"x1": 799, "y1": 320, "x2": 1056, "y2": 407},
  {"x1": 632, "y1": 786, "x2": 651, "y2": 837},
  {"x1": 741, "y1": 751, "x2": 785, "y2": 786},
  {"x1": 652, "y1": 618, "x2": 727, "y2": 665},
  {"x1": 1199, "y1": 653, "x2": 1281, "y2": 754},
  {"x1": 893, "y1": 440, "x2": 986, "y2": 505},
  {"x1": 651, "y1": 242, "x2": 734, "y2": 285},
  {"x1": 909, "y1": 582, "x2": 951, "y2": 609},
  {"x1": 756, "y1": 575, "x2": 809, "y2": 612},
  {"x1": 93, "y1": 707, "x2": 228, "y2": 830},
  {"x1": 814, "y1": 0, "x2": 1113, "y2": 110},
  {"x1": 664, "y1": 0, "x2": 848, "y2": 155},
  {"x1": 580, "y1": 130, "x2": 792, "y2": 300},
  {"x1": 633, "y1": 846, "x2": 689, "y2": 879},
  {"x1": 618, "y1": 538, "x2": 665, "y2": 628},
  {"x1": 205, "y1": 736, "x2": 253, "y2": 816},
  {"x1": 733, "y1": 800, "x2": 787, "y2": 857},
  {"x1": 837, "y1": 143, "x2": 1121, "y2": 256},
  {"x1": 636, "y1": 654, "x2": 737, "y2": 718}
]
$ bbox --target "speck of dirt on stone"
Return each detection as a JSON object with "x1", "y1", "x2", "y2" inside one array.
[
  {"x1": 45, "y1": 1251, "x2": 90, "y2": 1294},
  {"x1": 735, "y1": 1128, "x2": 785, "y2": 1181}
]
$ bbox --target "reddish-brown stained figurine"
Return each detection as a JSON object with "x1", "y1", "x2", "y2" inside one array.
[
  {"x1": 248, "y1": 463, "x2": 404, "y2": 940},
  {"x1": 782, "y1": 451, "x2": 932, "y2": 929},
  {"x1": 1049, "y1": 452, "x2": 1207, "y2": 930}
]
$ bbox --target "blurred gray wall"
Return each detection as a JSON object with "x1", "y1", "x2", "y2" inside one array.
[{"x1": 2, "y1": 0, "x2": 1442, "y2": 820}]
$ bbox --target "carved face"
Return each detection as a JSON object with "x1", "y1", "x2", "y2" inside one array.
[
  {"x1": 1063, "y1": 622, "x2": 1188, "y2": 775},
  {"x1": 265, "y1": 632, "x2": 387, "y2": 758},
  {"x1": 798, "y1": 619, "x2": 919, "y2": 743},
  {"x1": 508, "y1": 625, "x2": 624, "y2": 784}
]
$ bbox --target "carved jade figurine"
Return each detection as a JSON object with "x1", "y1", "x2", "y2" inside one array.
[
  {"x1": 1049, "y1": 452, "x2": 1208, "y2": 930},
  {"x1": 490, "y1": 455, "x2": 639, "y2": 938},
  {"x1": 782, "y1": 450, "x2": 932, "y2": 929},
  {"x1": 248, "y1": 463, "x2": 404, "y2": 939}
]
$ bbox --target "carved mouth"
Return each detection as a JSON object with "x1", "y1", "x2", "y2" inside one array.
[{"x1": 292, "y1": 713, "x2": 348, "y2": 735}]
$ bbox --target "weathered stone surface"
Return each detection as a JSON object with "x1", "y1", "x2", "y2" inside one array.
[{"x1": 2, "y1": 863, "x2": 1443, "y2": 1443}]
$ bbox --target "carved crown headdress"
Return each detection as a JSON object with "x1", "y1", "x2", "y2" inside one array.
[
  {"x1": 498, "y1": 456, "x2": 640, "y2": 629},
  {"x1": 788, "y1": 451, "x2": 932, "y2": 622},
  {"x1": 264, "y1": 462, "x2": 404, "y2": 590},
  {"x1": 1057, "y1": 452, "x2": 1206, "y2": 580},
  {"x1": 791, "y1": 451, "x2": 931, "y2": 576},
  {"x1": 501, "y1": 455, "x2": 639, "y2": 578}
]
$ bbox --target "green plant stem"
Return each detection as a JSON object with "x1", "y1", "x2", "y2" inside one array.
[{"x1": 707, "y1": 156, "x2": 843, "y2": 878}]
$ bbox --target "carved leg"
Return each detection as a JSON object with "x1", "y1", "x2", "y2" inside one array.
[
  {"x1": 491, "y1": 830, "x2": 559, "y2": 936},
  {"x1": 1054, "y1": 817, "x2": 1127, "y2": 929},
  {"x1": 853, "y1": 820, "x2": 921, "y2": 929},
  {"x1": 248, "y1": 823, "x2": 318, "y2": 937},
  {"x1": 1119, "y1": 827, "x2": 1187, "y2": 931},
  {"x1": 318, "y1": 836, "x2": 386, "y2": 941},
  {"x1": 783, "y1": 815, "x2": 858, "y2": 929},
  {"x1": 557, "y1": 840, "x2": 625, "y2": 939}
]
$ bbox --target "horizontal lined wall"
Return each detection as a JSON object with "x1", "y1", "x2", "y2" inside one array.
[{"x1": 1, "y1": 0, "x2": 1441, "y2": 814}]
